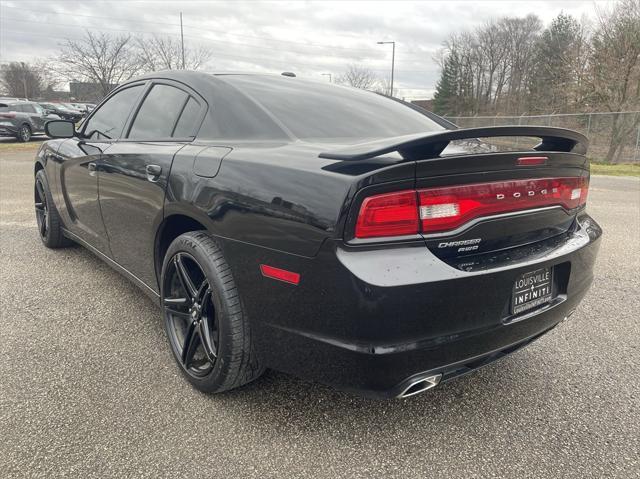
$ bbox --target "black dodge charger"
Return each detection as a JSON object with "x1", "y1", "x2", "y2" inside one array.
[{"x1": 35, "y1": 71, "x2": 601, "y2": 398}]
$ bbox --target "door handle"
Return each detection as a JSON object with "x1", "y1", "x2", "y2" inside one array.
[
  {"x1": 88, "y1": 162, "x2": 97, "y2": 176},
  {"x1": 146, "y1": 164, "x2": 162, "y2": 182}
]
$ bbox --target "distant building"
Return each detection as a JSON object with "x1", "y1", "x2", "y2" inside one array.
[
  {"x1": 40, "y1": 86, "x2": 70, "y2": 102},
  {"x1": 69, "y1": 81, "x2": 115, "y2": 103}
]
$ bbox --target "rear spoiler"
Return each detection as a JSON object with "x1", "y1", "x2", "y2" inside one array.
[{"x1": 318, "y1": 126, "x2": 588, "y2": 161}]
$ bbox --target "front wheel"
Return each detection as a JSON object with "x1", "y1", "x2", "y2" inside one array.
[
  {"x1": 161, "y1": 231, "x2": 263, "y2": 393},
  {"x1": 17, "y1": 124, "x2": 31, "y2": 142},
  {"x1": 35, "y1": 170, "x2": 72, "y2": 248}
]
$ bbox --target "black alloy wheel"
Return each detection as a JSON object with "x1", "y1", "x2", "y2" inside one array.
[
  {"x1": 163, "y1": 252, "x2": 219, "y2": 378},
  {"x1": 35, "y1": 176, "x2": 49, "y2": 239},
  {"x1": 34, "y1": 169, "x2": 71, "y2": 248}
]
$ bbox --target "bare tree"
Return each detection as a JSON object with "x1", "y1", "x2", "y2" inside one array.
[
  {"x1": 56, "y1": 31, "x2": 141, "y2": 96},
  {"x1": 135, "y1": 35, "x2": 213, "y2": 71},
  {"x1": 0, "y1": 62, "x2": 43, "y2": 98},
  {"x1": 373, "y1": 77, "x2": 398, "y2": 97},
  {"x1": 33, "y1": 58, "x2": 64, "y2": 92},
  {"x1": 336, "y1": 64, "x2": 379, "y2": 90},
  {"x1": 588, "y1": 0, "x2": 640, "y2": 161}
]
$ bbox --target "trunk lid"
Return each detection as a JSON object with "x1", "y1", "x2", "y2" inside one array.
[{"x1": 331, "y1": 126, "x2": 589, "y2": 265}]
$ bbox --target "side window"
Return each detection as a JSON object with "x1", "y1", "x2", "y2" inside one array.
[
  {"x1": 83, "y1": 85, "x2": 144, "y2": 140},
  {"x1": 172, "y1": 97, "x2": 201, "y2": 138},
  {"x1": 128, "y1": 84, "x2": 188, "y2": 139},
  {"x1": 11, "y1": 104, "x2": 23, "y2": 113},
  {"x1": 23, "y1": 104, "x2": 37, "y2": 114}
]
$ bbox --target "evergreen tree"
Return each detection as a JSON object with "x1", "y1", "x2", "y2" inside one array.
[{"x1": 432, "y1": 52, "x2": 459, "y2": 115}]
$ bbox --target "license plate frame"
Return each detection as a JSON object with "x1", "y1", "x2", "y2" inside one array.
[{"x1": 511, "y1": 267, "x2": 554, "y2": 315}]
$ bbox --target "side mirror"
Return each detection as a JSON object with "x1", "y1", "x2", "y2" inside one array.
[{"x1": 45, "y1": 119, "x2": 76, "y2": 139}]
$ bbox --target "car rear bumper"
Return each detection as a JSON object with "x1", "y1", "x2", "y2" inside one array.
[{"x1": 229, "y1": 212, "x2": 602, "y2": 398}]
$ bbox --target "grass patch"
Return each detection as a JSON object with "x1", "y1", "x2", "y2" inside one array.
[
  {"x1": 590, "y1": 161, "x2": 640, "y2": 177},
  {"x1": 0, "y1": 140, "x2": 44, "y2": 153}
]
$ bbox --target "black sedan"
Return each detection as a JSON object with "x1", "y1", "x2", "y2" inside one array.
[
  {"x1": 35, "y1": 71, "x2": 601, "y2": 398},
  {"x1": 39, "y1": 102, "x2": 84, "y2": 123}
]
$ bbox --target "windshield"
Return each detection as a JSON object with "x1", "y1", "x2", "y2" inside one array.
[{"x1": 221, "y1": 75, "x2": 444, "y2": 143}]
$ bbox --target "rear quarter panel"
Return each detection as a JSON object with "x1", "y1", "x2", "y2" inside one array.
[{"x1": 165, "y1": 142, "x2": 356, "y2": 257}]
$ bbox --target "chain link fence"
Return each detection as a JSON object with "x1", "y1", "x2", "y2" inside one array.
[{"x1": 444, "y1": 112, "x2": 640, "y2": 163}]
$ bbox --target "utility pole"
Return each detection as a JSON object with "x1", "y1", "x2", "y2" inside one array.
[
  {"x1": 321, "y1": 73, "x2": 332, "y2": 83},
  {"x1": 377, "y1": 41, "x2": 395, "y2": 97},
  {"x1": 180, "y1": 12, "x2": 185, "y2": 70},
  {"x1": 23, "y1": 74, "x2": 28, "y2": 99}
]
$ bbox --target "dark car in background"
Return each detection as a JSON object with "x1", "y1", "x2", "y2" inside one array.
[
  {"x1": 39, "y1": 102, "x2": 84, "y2": 123},
  {"x1": 0, "y1": 100, "x2": 59, "y2": 142},
  {"x1": 34, "y1": 71, "x2": 601, "y2": 398},
  {"x1": 69, "y1": 102, "x2": 96, "y2": 114}
]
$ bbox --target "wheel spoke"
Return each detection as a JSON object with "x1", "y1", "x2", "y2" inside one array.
[
  {"x1": 35, "y1": 181, "x2": 46, "y2": 203},
  {"x1": 198, "y1": 317, "x2": 217, "y2": 360},
  {"x1": 163, "y1": 297, "x2": 189, "y2": 307},
  {"x1": 174, "y1": 254, "x2": 198, "y2": 299},
  {"x1": 35, "y1": 202, "x2": 44, "y2": 210},
  {"x1": 181, "y1": 321, "x2": 200, "y2": 367},
  {"x1": 164, "y1": 296, "x2": 190, "y2": 319},
  {"x1": 196, "y1": 281, "x2": 210, "y2": 304}
]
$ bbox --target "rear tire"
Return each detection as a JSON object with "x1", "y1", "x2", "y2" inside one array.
[
  {"x1": 17, "y1": 124, "x2": 31, "y2": 142},
  {"x1": 161, "y1": 231, "x2": 264, "y2": 393},
  {"x1": 35, "y1": 170, "x2": 72, "y2": 248}
]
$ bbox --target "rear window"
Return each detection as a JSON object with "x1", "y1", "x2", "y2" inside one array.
[
  {"x1": 221, "y1": 76, "x2": 444, "y2": 142},
  {"x1": 128, "y1": 84, "x2": 188, "y2": 139},
  {"x1": 172, "y1": 96, "x2": 201, "y2": 138}
]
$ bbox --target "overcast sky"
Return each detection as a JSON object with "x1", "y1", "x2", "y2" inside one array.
[{"x1": 0, "y1": 0, "x2": 611, "y2": 99}]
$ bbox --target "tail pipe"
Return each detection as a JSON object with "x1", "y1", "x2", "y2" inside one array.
[{"x1": 397, "y1": 374, "x2": 442, "y2": 399}]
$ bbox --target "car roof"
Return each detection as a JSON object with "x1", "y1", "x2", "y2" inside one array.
[{"x1": 125, "y1": 70, "x2": 346, "y2": 105}]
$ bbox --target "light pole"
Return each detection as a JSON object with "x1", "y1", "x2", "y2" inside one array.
[
  {"x1": 321, "y1": 73, "x2": 332, "y2": 83},
  {"x1": 377, "y1": 41, "x2": 395, "y2": 96}
]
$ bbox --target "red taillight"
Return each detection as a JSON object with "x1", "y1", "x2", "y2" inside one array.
[
  {"x1": 355, "y1": 190, "x2": 419, "y2": 238},
  {"x1": 419, "y1": 177, "x2": 588, "y2": 233},
  {"x1": 354, "y1": 177, "x2": 588, "y2": 238},
  {"x1": 0, "y1": 112, "x2": 16, "y2": 119}
]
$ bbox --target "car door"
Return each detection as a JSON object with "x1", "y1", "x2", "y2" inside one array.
[
  {"x1": 20, "y1": 103, "x2": 40, "y2": 132},
  {"x1": 54, "y1": 83, "x2": 146, "y2": 255},
  {"x1": 29, "y1": 103, "x2": 48, "y2": 132},
  {"x1": 98, "y1": 81, "x2": 206, "y2": 290}
]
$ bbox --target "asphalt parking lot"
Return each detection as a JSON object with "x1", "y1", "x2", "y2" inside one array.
[{"x1": 1, "y1": 143, "x2": 638, "y2": 478}]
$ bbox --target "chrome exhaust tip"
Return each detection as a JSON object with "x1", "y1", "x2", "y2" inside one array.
[{"x1": 398, "y1": 374, "x2": 442, "y2": 399}]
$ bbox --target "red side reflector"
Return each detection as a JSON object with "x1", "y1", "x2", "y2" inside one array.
[
  {"x1": 355, "y1": 190, "x2": 419, "y2": 238},
  {"x1": 517, "y1": 156, "x2": 548, "y2": 166},
  {"x1": 260, "y1": 264, "x2": 300, "y2": 285}
]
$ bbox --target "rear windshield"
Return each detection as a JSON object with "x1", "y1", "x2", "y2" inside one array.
[{"x1": 220, "y1": 76, "x2": 444, "y2": 143}]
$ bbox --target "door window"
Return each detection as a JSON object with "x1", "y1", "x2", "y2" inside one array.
[
  {"x1": 22, "y1": 104, "x2": 37, "y2": 113},
  {"x1": 128, "y1": 84, "x2": 189, "y2": 139},
  {"x1": 83, "y1": 85, "x2": 144, "y2": 140}
]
